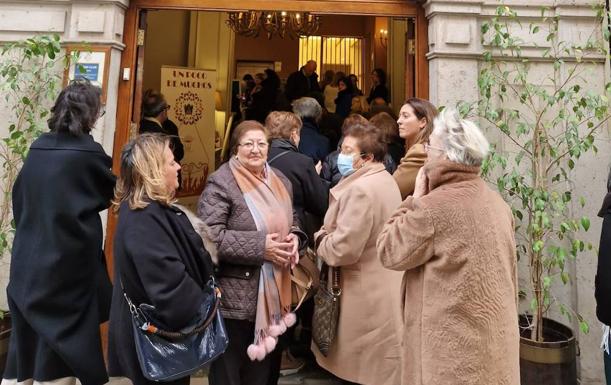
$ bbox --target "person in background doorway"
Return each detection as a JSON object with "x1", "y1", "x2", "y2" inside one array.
[
  {"x1": 348, "y1": 73, "x2": 363, "y2": 96},
  {"x1": 350, "y1": 95, "x2": 370, "y2": 116},
  {"x1": 596, "y1": 167, "x2": 611, "y2": 385},
  {"x1": 393, "y1": 98, "x2": 438, "y2": 199},
  {"x1": 319, "y1": 69, "x2": 335, "y2": 93},
  {"x1": 292, "y1": 96, "x2": 330, "y2": 164},
  {"x1": 370, "y1": 112, "x2": 405, "y2": 165},
  {"x1": 107, "y1": 133, "x2": 216, "y2": 385},
  {"x1": 334, "y1": 77, "x2": 355, "y2": 119},
  {"x1": 367, "y1": 68, "x2": 389, "y2": 104},
  {"x1": 3, "y1": 79, "x2": 116, "y2": 385},
  {"x1": 377, "y1": 108, "x2": 520, "y2": 385},
  {"x1": 139, "y1": 89, "x2": 184, "y2": 165},
  {"x1": 285, "y1": 60, "x2": 321, "y2": 102},
  {"x1": 313, "y1": 122, "x2": 403, "y2": 385},
  {"x1": 248, "y1": 69, "x2": 281, "y2": 124},
  {"x1": 324, "y1": 71, "x2": 344, "y2": 113},
  {"x1": 241, "y1": 74, "x2": 256, "y2": 108},
  {"x1": 199, "y1": 121, "x2": 307, "y2": 385}
]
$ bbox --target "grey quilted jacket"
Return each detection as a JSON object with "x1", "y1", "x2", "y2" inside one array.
[{"x1": 197, "y1": 162, "x2": 305, "y2": 321}]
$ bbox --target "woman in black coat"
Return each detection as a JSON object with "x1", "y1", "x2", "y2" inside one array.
[
  {"x1": 247, "y1": 69, "x2": 281, "y2": 123},
  {"x1": 4, "y1": 80, "x2": 116, "y2": 385},
  {"x1": 596, "y1": 168, "x2": 611, "y2": 384},
  {"x1": 367, "y1": 68, "x2": 389, "y2": 104},
  {"x1": 107, "y1": 133, "x2": 215, "y2": 385},
  {"x1": 334, "y1": 77, "x2": 355, "y2": 119}
]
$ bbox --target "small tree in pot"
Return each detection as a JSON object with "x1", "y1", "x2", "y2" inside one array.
[{"x1": 469, "y1": 2, "x2": 610, "y2": 382}]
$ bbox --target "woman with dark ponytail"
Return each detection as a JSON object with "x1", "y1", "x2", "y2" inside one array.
[{"x1": 3, "y1": 79, "x2": 116, "y2": 385}]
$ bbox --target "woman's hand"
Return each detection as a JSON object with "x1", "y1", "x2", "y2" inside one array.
[
  {"x1": 284, "y1": 233, "x2": 300, "y2": 268},
  {"x1": 264, "y1": 233, "x2": 294, "y2": 267},
  {"x1": 413, "y1": 167, "x2": 429, "y2": 198}
]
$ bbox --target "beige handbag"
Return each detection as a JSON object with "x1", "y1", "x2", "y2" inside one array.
[
  {"x1": 312, "y1": 263, "x2": 341, "y2": 356},
  {"x1": 290, "y1": 248, "x2": 320, "y2": 310}
]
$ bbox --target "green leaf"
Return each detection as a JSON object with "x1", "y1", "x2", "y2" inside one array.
[
  {"x1": 581, "y1": 217, "x2": 591, "y2": 232},
  {"x1": 580, "y1": 321, "x2": 590, "y2": 334},
  {"x1": 561, "y1": 272, "x2": 570, "y2": 284}
]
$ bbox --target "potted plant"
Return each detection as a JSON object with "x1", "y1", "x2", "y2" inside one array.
[
  {"x1": 0, "y1": 34, "x2": 78, "y2": 374},
  {"x1": 468, "y1": 3, "x2": 611, "y2": 384}
]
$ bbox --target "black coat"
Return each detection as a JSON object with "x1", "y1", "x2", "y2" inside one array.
[
  {"x1": 268, "y1": 139, "x2": 329, "y2": 239},
  {"x1": 335, "y1": 90, "x2": 353, "y2": 118},
  {"x1": 139, "y1": 118, "x2": 185, "y2": 163},
  {"x1": 367, "y1": 84, "x2": 389, "y2": 104},
  {"x1": 596, "y1": 196, "x2": 611, "y2": 325},
  {"x1": 297, "y1": 118, "x2": 331, "y2": 165},
  {"x1": 285, "y1": 69, "x2": 321, "y2": 101},
  {"x1": 107, "y1": 201, "x2": 215, "y2": 385},
  {"x1": 5, "y1": 132, "x2": 116, "y2": 385}
]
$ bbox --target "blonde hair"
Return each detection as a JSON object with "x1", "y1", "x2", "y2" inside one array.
[
  {"x1": 112, "y1": 133, "x2": 176, "y2": 211},
  {"x1": 265, "y1": 111, "x2": 302, "y2": 140},
  {"x1": 433, "y1": 108, "x2": 490, "y2": 166}
]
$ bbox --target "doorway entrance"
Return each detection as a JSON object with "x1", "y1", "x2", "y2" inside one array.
[{"x1": 106, "y1": 0, "x2": 428, "y2": 276}]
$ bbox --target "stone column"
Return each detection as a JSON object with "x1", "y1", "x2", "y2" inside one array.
[{"x1": 424, "y1": 1, "x2": 610, "y2": 384}]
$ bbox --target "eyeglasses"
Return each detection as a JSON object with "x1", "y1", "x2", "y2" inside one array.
[
  {"x1": 239, "y1": 142, "x2": 269, "y2": 151},
  {"x1": 424, "y1": 143, "x2": 444, "y2": 153},
  {"x1": 99, "y1": 105, "x2": 106, "y2": 117}
]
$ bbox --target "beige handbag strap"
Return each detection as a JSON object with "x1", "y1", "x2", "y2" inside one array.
[{"x1": 291, "y1": 273, "x2": 313, "y2": 310}]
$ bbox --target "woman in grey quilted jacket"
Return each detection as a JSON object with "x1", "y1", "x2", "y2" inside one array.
[{"x1": 198, "y1": 120, "x2": 306, "y2": 385}]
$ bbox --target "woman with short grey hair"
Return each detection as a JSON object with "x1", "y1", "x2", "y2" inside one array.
[
  {"x1": 377, "y1": 108, "x2": 520, "y2": 385},
  {"x1": 431, "y1": 107, "x2": 490, "y2": 167},
  {"x1": 291, "y1": 97, "x2": 330, "y2": 163}
]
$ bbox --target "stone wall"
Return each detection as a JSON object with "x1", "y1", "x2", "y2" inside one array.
[{"x1": 425, "y1": 1, "x2": 611, "y2": 384}]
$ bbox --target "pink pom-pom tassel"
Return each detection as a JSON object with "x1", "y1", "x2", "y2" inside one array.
[
  {"x1": 264, "y1": 336, "x2": 277, "y2": 353},
  {"x1": 283, "y1": 312, "x2": 297, "y2": 328},
  {"x1": 247, "y1": 344, "x2": 259, "y2": 361},
  {"x1": 255, "y1": 342, "x2": 267, "y2": 361},
  {"x1": 278, "y1": 321, "x2": 287, "y2": 334},
  {"x1": 269, "y1": 324, "x2": 283, "y2": 337}
]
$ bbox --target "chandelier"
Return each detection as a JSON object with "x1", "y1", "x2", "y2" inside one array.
[{"x1": 226, "y1": 11, "x2": 321, "y2": 39}]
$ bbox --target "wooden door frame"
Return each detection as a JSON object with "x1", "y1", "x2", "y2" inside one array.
[{"x1": 105, "y1": 0, "x2": 429, "y2": 272}]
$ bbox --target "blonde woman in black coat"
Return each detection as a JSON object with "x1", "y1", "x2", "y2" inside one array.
[{"x1": 107, "y1": 133, "x2": 215, "y2": 385}]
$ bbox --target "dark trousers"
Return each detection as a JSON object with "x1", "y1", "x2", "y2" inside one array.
[{"x1": 209, "y1": 319, "x2": 272, "y2": 385}]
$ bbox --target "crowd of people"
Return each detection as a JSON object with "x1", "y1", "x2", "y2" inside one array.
[{"x1": 3, "y1": 61, "x2": 524, "y2": 385}]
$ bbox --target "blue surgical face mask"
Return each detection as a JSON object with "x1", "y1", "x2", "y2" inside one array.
[{"x1": 337, "y1": 153, "x2": 356, "y2": 176}]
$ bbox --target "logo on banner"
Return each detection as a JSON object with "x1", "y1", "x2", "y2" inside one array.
[{"x1": 174, "y1": 91, "x2": 204, "y2": 125}]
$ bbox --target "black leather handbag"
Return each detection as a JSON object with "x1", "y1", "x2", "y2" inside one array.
[{"x1": 123, "y1": 278, "x2": 229, "y2": 382}]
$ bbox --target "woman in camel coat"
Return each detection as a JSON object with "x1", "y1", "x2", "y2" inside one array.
[
  {"x1": 313, "y1": 122, "x2": 403, "y2": 385},
  {"x1": 392, "y1": 98, "x2": 438, "y2": 200},
  {"x1": 377, "y1": 108, "x2": 520, "y2": 385}
]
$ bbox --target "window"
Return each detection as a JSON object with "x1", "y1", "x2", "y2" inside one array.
[{"x1": 299, "y1": 36, "x2": 364, "y2": 90}]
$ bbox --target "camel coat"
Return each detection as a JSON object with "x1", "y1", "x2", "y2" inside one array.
[
  {"x1": 393, "y1": 143, "x2": 426, "y2": 200},
  {"x1": 313, "y1": 162, "x2": 403, "y2": 385},
  {"x1": 377, "y1": 159, "x2": 520, "y2": 385}
]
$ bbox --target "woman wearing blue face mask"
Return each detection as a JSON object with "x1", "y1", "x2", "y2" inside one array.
[{"x1": 311, "y1": 122, "x2": 403, "y2": 385}]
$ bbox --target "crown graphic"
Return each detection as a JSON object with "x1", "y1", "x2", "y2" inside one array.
[{"x1": 184, "y1": 104, "x2": 194, "y2": 115}]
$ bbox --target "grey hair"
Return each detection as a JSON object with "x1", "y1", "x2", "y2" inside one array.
[
  {"x1": 433, "y1": 108, "x2": 490, "y2": 166},
  {"x1": 291, "y1": 97, "x2": 322, "y2": 120}
]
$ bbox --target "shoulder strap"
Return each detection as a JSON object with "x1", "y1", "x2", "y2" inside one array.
[{"x1": 268, "y1": 150, "x2": 291, "y2": 165}]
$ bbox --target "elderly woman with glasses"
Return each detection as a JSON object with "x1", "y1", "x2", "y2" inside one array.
[
  {"x1": 377, "y1": 108, "x2": 520, "y2": 385},
  {"x1": 312, "y1": 121, "x2": 403, "y2": 385},
  {"x1": 198, "y1": 120, "x2": 307, "y2": 385}
]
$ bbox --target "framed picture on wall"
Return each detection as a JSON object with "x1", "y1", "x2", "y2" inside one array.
[
  {"x1": 64, "y1": 45, "x2": 111, "y2": 102},
  {"x1": 235, "y1": 61, "x2": 274, "y2": 81}
]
